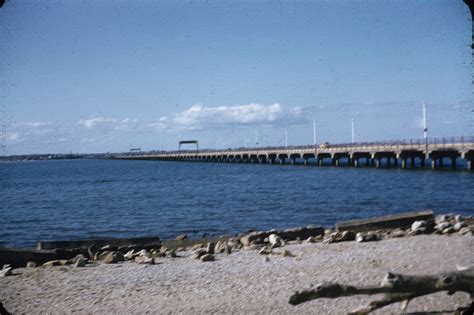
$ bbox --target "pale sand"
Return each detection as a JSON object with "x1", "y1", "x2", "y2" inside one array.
[{"x1": 1, "y1": 234, "x2": 473, "y2": 314}]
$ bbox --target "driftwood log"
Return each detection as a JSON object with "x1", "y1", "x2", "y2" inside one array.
[{"x1": 289, "y1": 269, "x2": 474, "y2": 314}]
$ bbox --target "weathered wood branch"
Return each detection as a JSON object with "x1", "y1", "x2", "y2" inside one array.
[{"x1": 289, "y1": 269, "x2": 474, "y2": 314}]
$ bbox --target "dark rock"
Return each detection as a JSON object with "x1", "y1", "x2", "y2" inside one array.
[
  {"x1": 200, "y1": 254, "x2": 214, "y2": 262},
  {"x1": 191, "y1": 249, "x2": 207, "y2": 260},
  {"x1": 0, "y1": 302, "x2": 10, "y2": 315},
  {"x1": 100, "y1": 244, "x2": 118, "y2": 252},
  {"x1": 240, "y1": 231, "x2": 272, "y2": 247},
  {"x1": 88, "y1": 244, "x2": 100, "y2": 260},
  {"x1": 206, "y1": 242, "x2": 215, "y2": 255},
  {"x1": 250, "y1": 238, "x2": 264, "y2": 245},
  {"x1": 279, "y1": 227, "x2": 324, "y2": 241},
  {"x1": 101, "y1": 251, "x2": 124, "y2": 264}
]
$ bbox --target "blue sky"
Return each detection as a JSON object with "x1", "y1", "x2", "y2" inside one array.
[{"x1": 0, "y1": 0, "x2": 471, "y2": 154}]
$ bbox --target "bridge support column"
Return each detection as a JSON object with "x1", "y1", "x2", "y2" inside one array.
[
  {"x1": 354, "y1": 159, "x2": 359, "y2": 167},
  {"x1": 451, "y1": 157, "x2": 456, "y2": 169},
  {"x1": 468, "y1": 160, "x2": 473, "y2": 171},
  {"x1": 280, "y1": 159, "x2": 285, "y2": 165},
  {"x1": 334, "y1": 159, "x2": 340, "y2": 166},
  {"x1": 401, "y1": 159, "x2": 407, "y2": 169},
  {"x1": 431, "y1": 159, "x2": 437, "y2": 170},
  {"x1": 439, "y1": 157, "x2": 444, "y2": 168},
  {"x1": 375, "y1": 158, "x2": 381, "y2": 168},
  {"x1": 290, "y1": 158, "x2": 296, "y2": 165},
  {"x1": 318, "y1": 159, "x2": 323, "y2": 166},
  {"x1": 268, "y1": 159, "x2": 275, "y2": 165},
  {"x1": 410, "y1": 157, "x2": 415, "y2": 168},
  {"x1": 303, "y1": 158, "x2": 309, "y2": 166}
]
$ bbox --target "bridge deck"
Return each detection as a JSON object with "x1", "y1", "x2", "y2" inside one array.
[{"x1": 117, "y1": 137, "x2": 474, "y2": 170}]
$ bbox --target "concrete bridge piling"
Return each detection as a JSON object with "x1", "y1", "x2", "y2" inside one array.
[{"x1": 119, "y1": 137, "x2": 474, "y2": 171}]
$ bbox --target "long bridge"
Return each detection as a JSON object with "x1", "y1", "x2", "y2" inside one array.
[{"x1": 118, "y1": 136, "x2": 474, "y2": 170}]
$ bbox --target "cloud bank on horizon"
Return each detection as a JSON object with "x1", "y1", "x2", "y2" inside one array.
[{"x1": 3, "y1": 103, "x2": 306, "y2": 153}]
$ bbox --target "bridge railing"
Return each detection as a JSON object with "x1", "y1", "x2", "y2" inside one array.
[{"x1": 137, "y1": 136, "x2": 474, "y2": 156}]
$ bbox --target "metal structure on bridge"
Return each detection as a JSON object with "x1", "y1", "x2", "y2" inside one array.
[
  {"x1": 178, "y1": 140, "x2": 199, "y2": 152},
  {"x1": 119, "y1": 136, "x2": 474, "y2": 171}
]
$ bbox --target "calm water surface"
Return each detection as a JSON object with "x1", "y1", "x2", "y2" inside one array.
[{"x1": 1, "y1": 159, "x2": 473, "y2": 247}]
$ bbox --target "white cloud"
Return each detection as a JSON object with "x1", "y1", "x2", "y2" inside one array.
[
  {"x1": 77, "y1": 117, "x2": 138, "y2": 131},
  {"x1": 6, "y1": 132, "x2": 19, "y2": 141},
  {"x1": 17, "y1": 122, "x2": 53, "y2": 128},
  {"x1": 160, "y1": 103, "x2": 304, "y2": 131},
  {"x1": 78, "y1": 117, "x2": 117, "y2": 129}
]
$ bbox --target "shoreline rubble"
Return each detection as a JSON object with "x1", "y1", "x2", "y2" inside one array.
[
  {"x1": 0, "y1": 211, "x2": 472, "y2": 314},
  {"x1": 1, "y1": 210, "x2": 472, "y2": 271}
]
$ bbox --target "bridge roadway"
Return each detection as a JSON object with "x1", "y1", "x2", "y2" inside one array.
[{"x1": 119, "y1": 137, "x2": 474, "y2": 170}]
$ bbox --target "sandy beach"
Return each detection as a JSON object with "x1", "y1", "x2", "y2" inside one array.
[{"x1": 1, "y1": 234, "x2": 472, "y2": 314}]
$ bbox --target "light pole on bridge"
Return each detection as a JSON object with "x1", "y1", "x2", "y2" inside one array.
[
  {"x1": 351, "y1": 116, "x2": 355, "y2": 144},
  {"x1": 422, "y1": 101, "x2": 428, "y2": 153}
]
